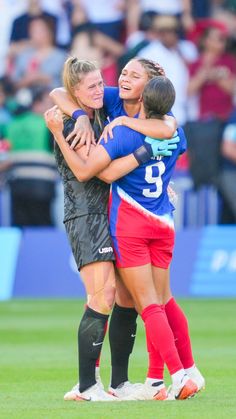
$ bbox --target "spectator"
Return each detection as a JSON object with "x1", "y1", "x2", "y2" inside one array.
[
  {"x1": 70, "y1": 28, "x2": 124, "y2": 85},
  {"x1": 186, "y1": 24, "x2": 236, "y2": 188},
  {"x1": 0, "y1": 78, "x2": 13, "y2": 137},
  {"x1": 118, "y1": 11, "x2": 158, "y2": 72},
  {"x1": 218, "y1": 113, "x2": 236, "y2": 223},
  {"x1": 0, "y1": 0, "x2": 26, "y2": 77},
  {"x1": 70, "y1": 0, "x2": 126, "y2": 41},
  {"x1": 5, "y1": 87, "x2": 57, "y2": 227},
  {"x1": 8, "y1": 16, "x2": 66, "y2": 96},
  {"x1": 8, "y1": 0, "x2": 58, "y2": 58},
  {"x1": 138, "y1": 14, "x2": 198, "y2": 125},
  {"x1": 40, "y1": 0, "x2": 71, "y2": 48},
  {"x1": 138, "y1": 0, "x2": 195, "y2": 33}
]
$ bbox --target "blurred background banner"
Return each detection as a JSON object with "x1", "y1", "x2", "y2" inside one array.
[{"x1": 1, "y1": 225, "x2": 236, "y2": 300}]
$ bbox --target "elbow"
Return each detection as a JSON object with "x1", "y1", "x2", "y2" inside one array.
[
  {"x1": 163, "y1": 119, "x2": 177, "y2": 138},
  {"x1": 165, "y1": 125, "x2": 177, "y2": 138},
  {"x1": 76, "y1": 170, "x2": 93, "y2": 182},
  {"x1": 49, "y1": 88, "x2": 57, "y2": 100},
  {"x1": 76, "y1": 173, "x2": 89, "y2": 182}
]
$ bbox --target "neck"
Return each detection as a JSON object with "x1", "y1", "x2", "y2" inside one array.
[{"x1": 123, "y1": 100, "x2": 141, "y2": 117}]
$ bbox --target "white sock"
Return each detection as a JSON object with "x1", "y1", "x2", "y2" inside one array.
[
  {"x1": 185, "y1": 365, "x2": 196, "y2": 375},
  {"x1": 145, "y1": 377, "x2": 164, "y2": 386},
  {"x1": 171, "y1": 368, "x2": 186, "y2": 385}
]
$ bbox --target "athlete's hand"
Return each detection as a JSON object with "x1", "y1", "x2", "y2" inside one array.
[
  {"x1": 98, "y1": 116, "x2": 125, "y2": 143},
  {"x1": 145, "y1": 135, "x2": 180, "y2": 157},
  {"x1": 44, "y1": 106, "x2": 64, "y2": 135},
  {"x1": 66, "y1": 115, "x2": 96, "y2": 156}
]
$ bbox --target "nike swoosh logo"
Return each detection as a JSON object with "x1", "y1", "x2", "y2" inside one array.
[
  {"x1": 131, "y1": 334, "x2": 136, "y2": 338},
  {"x1": 92, "y1": 341, "x2": 103, "y2": 346}
]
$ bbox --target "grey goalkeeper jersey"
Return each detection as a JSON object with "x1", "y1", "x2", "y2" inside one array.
[{"x1": 54, "y1": 118, "x2": 110, "y2": 222}]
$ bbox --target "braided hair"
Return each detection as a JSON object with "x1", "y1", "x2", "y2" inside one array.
[{"x1": 132, "y1": 58, "x2": 166, "y2": 80}]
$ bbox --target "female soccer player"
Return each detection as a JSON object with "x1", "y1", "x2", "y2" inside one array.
[
  {"x1": 45, "y1": 75, "x2": 200, "y2": 400},
  {"x1": 51, "y1": 57, "x2": 205, "y2": 399},
  {"x1": 50, "y1": 57, "x2": 177, "y2": 402}
]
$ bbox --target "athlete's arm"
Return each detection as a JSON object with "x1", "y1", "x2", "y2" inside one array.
[
  {"x1": 97, "y1": 154, "x2": 139, "y2": 183},
  {"x1": 49, "y1": 88, "x2": 95, "y2": 153},
  {"x1": 45, "y1": 109, "x2": 111, "y2": 181},
  {"x1": 97, "y1": 134, "x2": 180, "y2": 183},
  {"x1": 50, "y1": 87, "x2": 75, "y2": 117},
  {"x1": 100, "y1": 115, "x2": 177, "y2": 142},
  {"x1": 50, "y1": 87, "x2": 176, "y2": 146}
]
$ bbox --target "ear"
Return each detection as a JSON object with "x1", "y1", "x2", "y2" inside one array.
[{"x1": 138, "y1": 94, "x2": 143, "y2": 103}]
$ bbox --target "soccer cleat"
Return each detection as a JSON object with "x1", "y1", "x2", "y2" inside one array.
[
  {"x1": 121, "y1": 380, "x2": 168, "y2": 401},
  {"x1": 108, "y1": 381, "x2": 144, "y2": 399},
  {"x1": 167, "y1": 376, "x2": 198, "y2": 400},
  {"x1": 64, "y1": 383, "x2": 117, "y2": 402},
  {"x1": 64, "y1": 383, "x2": 81, "y2": 401},
  {"x1": 79, "y1": 383, "x2": 118, "y2": 402},
  {"x1": 64, "y1": 368, "x2": 104, "y2": 401},
  {"x1": 186, "y1": 367, "x2": 205, "y2": 392}
]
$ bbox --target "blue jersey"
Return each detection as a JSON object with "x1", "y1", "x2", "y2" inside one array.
[
  {"x1": 104, "y1": 87, "x2": 130, "y2": 120},
  {"x1": 100, "y1": 126, "x2": 186, "y2": 233}
]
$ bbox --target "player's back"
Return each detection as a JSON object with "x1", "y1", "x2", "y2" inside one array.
[{"x1": 103, "y1": 125, "x2": 186, "y2": 217}]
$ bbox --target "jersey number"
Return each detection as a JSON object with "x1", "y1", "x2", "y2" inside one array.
[{"x1": 143, "y1": 161, "x2": 165, "y2": 198}]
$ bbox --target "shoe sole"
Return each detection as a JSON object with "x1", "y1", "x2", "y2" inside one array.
[
  {"x1": 153, "y1": 388, "x2": 168, "y2": 401},
  {"x1": 176, "y1": 379, "x2": 198, "y2": 400}
]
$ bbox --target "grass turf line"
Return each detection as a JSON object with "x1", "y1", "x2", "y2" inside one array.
[{"x1": 0, "y1": 299, "x2": 236, "y2": 419}]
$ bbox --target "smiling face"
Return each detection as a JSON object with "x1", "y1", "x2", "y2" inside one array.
[
  {"x1": 118, "y1": 60, "x2": 149, "y2": 101},
  {"x1": 73, "y1": 70, "x2": 104, "y2": 113}
]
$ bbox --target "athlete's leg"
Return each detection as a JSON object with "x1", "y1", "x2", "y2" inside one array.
[
  {"x1": 81, "y1": 260, "x2": 116, "y2": 314},
  {"x1": 109, "y1": 275, "x2": 138, "y2": 389},
  {"x1": 152, "y1": 266, "x2": 194, "y2": 364},
  {"x1": 78, "y1": 261, "x2": 116, "y2": 392},
  {"x1": 118, "y1": 264, "x2": 184, "y2": 376},
  {"x1": 119, "y1": 264, "x2": 197, "y2": 400},
  {"x1": 151, "y1": 262, "x2": 204, "y2": 391}
]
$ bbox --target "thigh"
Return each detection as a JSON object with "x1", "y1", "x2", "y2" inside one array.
[
  {"x1": 111, "y1": 235, "x2": 151, "y2": 268},
  {"x1": 65, "y1": 214, "x2": 115, "y2": 270},
  {"x1": 149, "y1": 232, "x2": 175, "y2": 269},
  {"x1": 118, "y1": 264, "x2": 158, "y2": 314}
]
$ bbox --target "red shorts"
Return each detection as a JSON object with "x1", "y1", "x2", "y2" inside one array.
[{"x1": 112, "y1": 233, "x2": 175, "y2": 269}]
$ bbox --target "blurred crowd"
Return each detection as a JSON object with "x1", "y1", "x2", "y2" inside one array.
[{"x1": 0, "y1": 0, "x2": 236, "y2": 226}]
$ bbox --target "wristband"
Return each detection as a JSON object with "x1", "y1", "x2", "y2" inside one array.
[
  {"x1": 133, "y1": 144, "x2": 152, "y2": 165},
  {"x1": 72, "y1": 109, "x2": 88, "y2": 120}
]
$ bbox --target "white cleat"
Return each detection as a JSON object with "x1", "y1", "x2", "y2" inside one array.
[
  {"x1": 79, "y1": 383, "x2": 118, "y2": 402},
  {"x1": 64, "y1": 367, "x2": 104, "y2": 401},
  {"x1": 167, "y1": 375, "x2": 198, "y2": 401},
  {"x1": 108, "y1": 381, "x2": 144, "y2": 399},
  {"x1": 64, "y1": 383, "x2": 81, "y2": 401},
  {"x1": 120, "y1": 380, "x2": 168, "y2": 401},
  {"x1": 186, "y1": 367, "x2": 205, "y2": 392},
  {"x1": 64, "y1": 383, "x2": 117, "y2": 402}
]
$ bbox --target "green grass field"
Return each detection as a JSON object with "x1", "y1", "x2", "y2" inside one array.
[{"x1": 1, "y1": 299, "x2": 236, "y2": 419}]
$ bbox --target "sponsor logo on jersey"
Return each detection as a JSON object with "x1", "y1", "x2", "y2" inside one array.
[{"x1": 98, "y1": 247, "x2": 113, "y2": 254}]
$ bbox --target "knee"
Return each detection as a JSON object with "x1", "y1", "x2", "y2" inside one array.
[{"x1": 90, "y1": 284, "x2": 116, "y2": 314}]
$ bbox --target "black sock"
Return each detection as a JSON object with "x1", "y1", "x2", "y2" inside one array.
[
  {"x1": 78, "y1": 307, "x2": 109, "y2": 393},
  {"x1": 109, "y1": 304, "x2": 138, "y2": 388}
]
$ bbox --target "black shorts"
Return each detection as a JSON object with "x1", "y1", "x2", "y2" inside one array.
[{"x1": 64, "y1": 214, "x2": 115, "y2": 270}]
